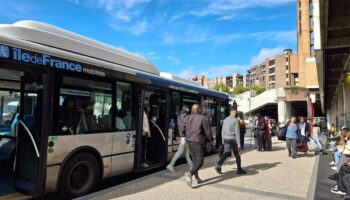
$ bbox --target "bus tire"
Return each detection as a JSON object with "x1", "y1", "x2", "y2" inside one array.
[{"x1": 59, "y1": 152, "x2": 101, "y2": 199}]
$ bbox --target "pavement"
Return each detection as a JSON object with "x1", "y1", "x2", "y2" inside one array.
[{"x1": 77, "y1": 137, "x2": 319, "y2": 200}]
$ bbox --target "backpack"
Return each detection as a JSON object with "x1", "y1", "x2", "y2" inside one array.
[{"x1": 277, "y1": 125, "x2": 288, "y2": 141}]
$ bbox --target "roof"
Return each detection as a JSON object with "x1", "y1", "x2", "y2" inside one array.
[{"x1": 0, "y1": 20, "x2": 159, "y2": 75}]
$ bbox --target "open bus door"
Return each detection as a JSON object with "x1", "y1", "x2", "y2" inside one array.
[{"x1": 13, "y1": 73, "x2": 47, "y2": 196}]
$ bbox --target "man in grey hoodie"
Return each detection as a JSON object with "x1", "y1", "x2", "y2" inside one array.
[{"x1": 214, "y1": 107, "x2": 247, "y2": 175}]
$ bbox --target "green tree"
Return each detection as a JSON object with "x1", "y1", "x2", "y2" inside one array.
[
  {"x1": 233, "y1": 85, "x2": 248, "y2": 94},
  {"x1": 248, "y1": 85, "x2": 266, "y2": 95},
  {"x1": 212, "y1": 83, "x2": 229, "y2": 93}
]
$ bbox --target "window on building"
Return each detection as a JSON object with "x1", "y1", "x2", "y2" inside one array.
[
  {"x1": 269, "y1": 67, "x2": 275, "y2": 74},
  {"x1": 269, "y1": 75, "x2": 275, "y2": 82},
  {"x1": 268, "y1": 59, "x2": 275, "y2": 66},
  {"x1": 54, "y1": 77, "x2": 113, "y2": 135},
  {"x1": 116, "y1": 82, "x2": 134, "y2": 131},
  {"x1": 286, "y1": 65, "x2": 289, "y2": 70},
  {"x1": 310, "y1": 16, "x2": 314, "y2": 29},
  {"x1": 309, "y1": 0, "x2": 313, "y2": 16}
]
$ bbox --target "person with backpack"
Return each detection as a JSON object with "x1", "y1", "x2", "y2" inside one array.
[{"x1": 286, "y1": 116, "x2": 299, "y2": 159}]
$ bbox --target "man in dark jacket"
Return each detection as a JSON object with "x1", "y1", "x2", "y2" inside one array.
[
  {"x1": 254, "y1": 114, "x2": 266, "y2": 151},
  {"x1": 183, "y1": 104, "x2": 213, "y2": 188},
  {"x1": 166, "y1": 106, "x2": 192, "y2": 173}
]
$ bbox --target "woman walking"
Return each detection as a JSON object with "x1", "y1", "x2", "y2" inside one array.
[{"x1": 286, "y1": 117, "x2": 299, "y2": 159}]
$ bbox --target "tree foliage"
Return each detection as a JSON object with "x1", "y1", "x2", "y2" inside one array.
[
  {"x1": 212, "y1": 83, "x2": 230, "y2": 93},
  {"x1": 232, "y1": 85, "x2": 266, "y2": 95}
]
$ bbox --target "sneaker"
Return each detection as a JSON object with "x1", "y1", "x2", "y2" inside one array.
[
  {"x1": 330, "y1": 188, "x2": 346, "y2": 195},
  {"x1": 141, "y1": 163, "x2": 149, "y2": 168},
  {"x1": 166, "y1": 165, "x2": 175, "y2": 173},
  {"x1": 185, "y1": 172, "x2": 192, "y2": 187},
  {"x1": 214, "y1": 166, "x2": 223, "y2": 174},
  {"x1": 329, "y1": 161, "x2": 336, "y2": 165},
  {"x1": 193, "y1": 178, "x2": 202, "y2": 185},
  {"x1": 292, "y1": 156, "x2": 296, "y2": 159},
  {"x1": 237, "y1": 168, "x2": 247, "y2": 175},
  {"x1": 329, "y1": 173, "x2": 339, "y2": 181},
  {"x1": 331, "y1": 184, "x2": 338, "y2": 190},
  {"x1": 331, "y1": 166, "x2": 337, "y2": 171}
]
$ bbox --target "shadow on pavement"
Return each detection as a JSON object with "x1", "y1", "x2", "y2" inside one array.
[{"x1": 195, "y1": 162, "x2": 282, "y2": 188}]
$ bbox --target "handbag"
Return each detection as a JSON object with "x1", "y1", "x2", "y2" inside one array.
[{"x1": 277, "y1": 125, "x2": 288, "y2": 141}]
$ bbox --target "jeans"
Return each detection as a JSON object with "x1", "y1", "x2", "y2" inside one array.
[
  {"x1": 169, "y1": 137, "x2": 192, "y2": 168},
  {"x1": 217, "y1": 139, "x2": 241, "y2": 169},
  {"x1": 258, "y1": 132, "x2": 266, "y2": 151},
  {"x1": 334, "y1": 151, "x2": 342, "y2": 164},
  {"x1": 309, "y1": 138, "x2": 323, "y2": 152},
  {"x1": 319, "y1": 134, "x2": 328, "y2": 150},
  {"x1": 286, "y1": 138, "x2": 297, "y2": 157},
  {"x1": 188, "y1": 142, "x2": 204, "y2": 178}
]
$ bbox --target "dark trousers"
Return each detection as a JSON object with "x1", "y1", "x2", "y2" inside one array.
[
  {"x1": 257, "y1": 132, "x2": 265, "y2": 151},
  {"x1": 240, "y1": 133, "x2": 245, "y2": 150},
  {"x1": 338, "y1": 165, "x2": 350, "y2": 192},
  {"x1": 188, "y1": 142, "x2": 204, "y2": 178},
  {"x1": 218, "y1": 139, "x2": 241, "y2": 169}
]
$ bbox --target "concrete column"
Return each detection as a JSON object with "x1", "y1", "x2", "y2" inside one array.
[
  {"x1": 344, "y1": 83, "x2": 350, "y2": 127},
  {"x1": 326, "y1": 109, "x2": 331, "y2": 129},
  {"x1": 278, "y1": 101, "x2": 292, "y2": 124}
]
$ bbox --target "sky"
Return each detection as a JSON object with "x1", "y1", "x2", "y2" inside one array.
[{"x1": 0, "y1": 0, "x2": 297, "y2": 79}]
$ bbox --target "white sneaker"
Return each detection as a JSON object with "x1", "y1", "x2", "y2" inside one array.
[
  {"x1": 193, "y1": 178, "x2": 202, "y2": 185},
  {"x1": 330, "y1": 188, "x2": 346, "y2": 195},
  {"x1": 185, "y1": 172, "x2": 192, "y2": 188},
  {"x1": 142, "y1": 163, "x2": 149, "y2": 168},
  {"x1": 331, "y1": 166, "x2": 337, "y2": 171},
  {"x1": 329, "y1": 161, "x2": 335, "y2": 165},
  {"x1": 166, "y1": 165, "x2": 175, "y2": 173}
]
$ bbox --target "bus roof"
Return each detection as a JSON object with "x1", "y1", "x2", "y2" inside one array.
[{"x1": 0, "y1": 20, "x2": 159, "y2": 75}]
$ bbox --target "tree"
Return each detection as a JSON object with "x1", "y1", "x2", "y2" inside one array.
[
  {"x1": 233, "y1": 85, "x2": 248, "y2": 94},
  {"x1": 247, "y1": 85, "x2": 266, "y2": 95},
  {"x1": 212, "y1": 83, "x2": 229, "y2": 93}
]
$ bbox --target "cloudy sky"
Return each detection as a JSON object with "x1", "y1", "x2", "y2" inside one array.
[{"x1": 0, "y1": 0, "x2": 297, "y2": 79}]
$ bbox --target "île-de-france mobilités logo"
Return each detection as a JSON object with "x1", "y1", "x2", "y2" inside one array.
[{"x1": 0, "y1": 45, "x2": 10, "y2": 58}]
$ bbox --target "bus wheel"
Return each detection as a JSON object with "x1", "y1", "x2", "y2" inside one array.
[{"x1": 59, "y1": 153, "x2": 101, "y2": 199}]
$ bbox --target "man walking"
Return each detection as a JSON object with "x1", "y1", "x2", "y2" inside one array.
[
  {"x1": 166, "y1": 106, "x2": 192, "y2": 172},
  {"x1": 183, "y1": 104, "x2": 213, "y2": 188},
  {"x1": 214, "y1": 107, "x2": 247, "y2": 175}
]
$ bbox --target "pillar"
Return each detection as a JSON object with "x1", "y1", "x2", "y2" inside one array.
[{"x1": 344, "y1": 83, "x2": 350, "y2": 127}]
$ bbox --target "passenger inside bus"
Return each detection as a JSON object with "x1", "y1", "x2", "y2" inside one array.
[{"x1": 57, "y1": 97, "x2": 82, "y2": 135}]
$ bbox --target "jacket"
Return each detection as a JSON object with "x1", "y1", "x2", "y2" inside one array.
[
  {"x1": 182, "y1": 113, "x2": 212, "y2": 144},
  {"x1": 254, "y1": 119, "x2": 265, "y2": 134},
  {"x1": 298, "y1": 122, "x2": 310, "y2": 137},
  {"x1": 221, "y1": 115, "x2": 240, "y2": 145},
  {"x1": 177, "y1": 111, "x2": 188, "y2": 137}
]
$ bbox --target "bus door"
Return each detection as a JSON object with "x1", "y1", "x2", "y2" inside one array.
[
  {"x1": 137, "y1": 89, "x2": 169, "y2": 170},
  {"x1": 13, "y1": 73, "x2": 46, "y2": 195}
]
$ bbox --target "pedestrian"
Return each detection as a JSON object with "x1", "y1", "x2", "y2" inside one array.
[
  {"x1": 232, "y1": 100, "x2": 237, "y2": 111},
  {"x1": 166, "y1": 106, "x2": 192, "y2": 173},
  {"x1": 214, "y1": 107, "x2": 247, "y2": 175},
  {"x1": 298, "y1": 116, "x2": 310, "y2": 143},
  {"x1": 183, "y1": 104, "x2": 213, "y2": 188},
  {"x1": 286, "y1": 116, "x2": 299, "y2": 159},
  {"x1": 264, "y1": 116, "x2": 272, "y2": 151},
  {"x1": 238, "y1": 116, "x2": 246, "y2": 150},
  {"x1": 253, "y1": 114, "x2": 266, "y2": 151}
]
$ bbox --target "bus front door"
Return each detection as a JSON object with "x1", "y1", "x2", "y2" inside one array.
[{"x1": 13, "y1": 73, "x2": 45, "y2": 195}]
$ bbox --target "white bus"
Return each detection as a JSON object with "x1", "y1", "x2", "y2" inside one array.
[{"x1": 0, "y1": 21, "x2": 229, "y2": 199}]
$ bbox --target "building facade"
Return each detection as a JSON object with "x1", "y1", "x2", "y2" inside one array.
[{"x1": 191, "y1": 75, "x2": 209, "y2": 88}]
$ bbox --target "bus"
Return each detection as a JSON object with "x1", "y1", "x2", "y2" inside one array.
[{"x1": 0, "y1": 21, "x2": 229, "y2": 199}]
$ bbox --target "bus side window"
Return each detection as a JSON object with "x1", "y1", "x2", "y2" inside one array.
[
  {"x1": 116, "y1": 82, "x2": 135, "y2": 132},
  {"x1": 54, "y1": 77, "x2": 112, "y2": 135}
]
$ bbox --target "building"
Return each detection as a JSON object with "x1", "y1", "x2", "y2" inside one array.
[
  {"x1": 191, "y1": 75, "x2": 209, "y2": 88},
  {"x1": 214, "y1": 74, "x2": 246, "y2": 92},
  {"x1": 313, "y1": 0, "x2": 350, "y2": 128},
  {"x1": 246, "y1": 49, "x2": 298, "y2": 90}
]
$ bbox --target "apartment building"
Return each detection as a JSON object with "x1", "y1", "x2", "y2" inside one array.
[
  {"x1": 246, "y1": 49, "x2": 298, "y2": 90},
  {"x1": 191, "y1": 75, "x2": 209, "y2": 88}
]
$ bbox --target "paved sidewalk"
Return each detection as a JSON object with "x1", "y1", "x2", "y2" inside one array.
[{"x1": 78, "y1": 138, "x2": 318, "y2": 200}]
